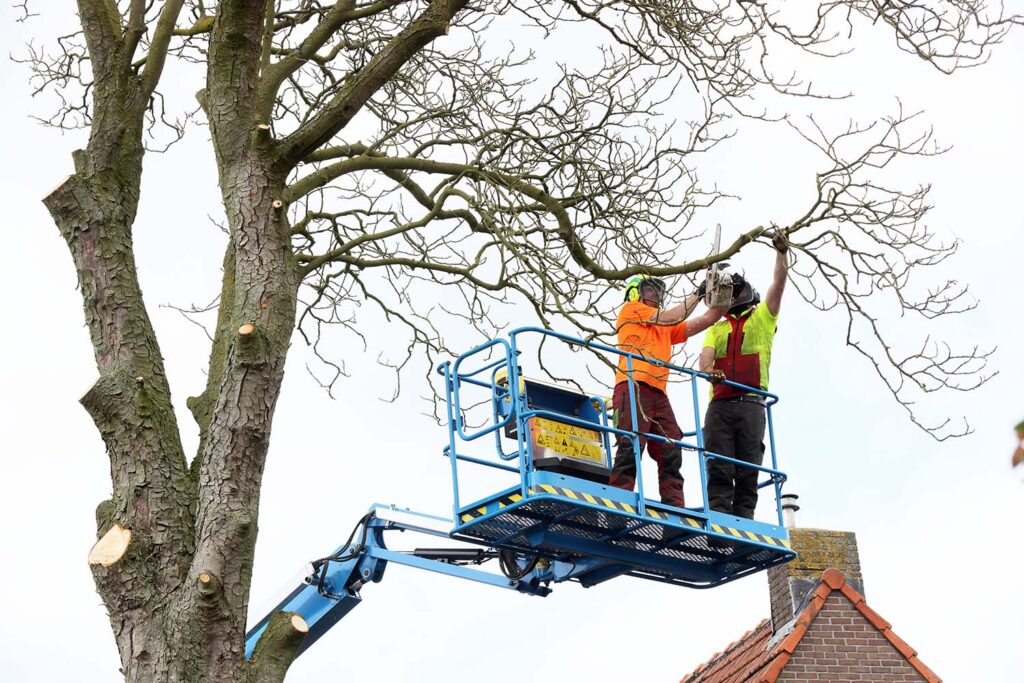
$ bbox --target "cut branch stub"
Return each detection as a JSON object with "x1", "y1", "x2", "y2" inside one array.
[
  {"x1": 247, "y1": 611, "x2": 310, "y2": 683},
  {"x1": 88, "y1": 524, "x2": 132, "y2": 567},
  {"x1": 254, "y1": 123, "x2": 274, "y2": 149},
  {"x1": 236, "y1": 323, "x2": 268, "y2": 367},
  {"x1": 196, "y1": 570, "x2": 228, "y2": 615},
  {"x1": 197, "y1": 571, "x2": 218, "y2": 596},
  {"x1": 289, "y1": 615, "x2": 308, "y2": 634},
  {"x1": 43, "y1": 175, "x2": 75, "y2": 203}
]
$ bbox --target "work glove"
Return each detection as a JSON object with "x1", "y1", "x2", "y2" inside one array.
[
  {"x1": 771, "y1": 230, "x2": 789, "y2": 254},
  {"x1": 696, "y1": 280, "x2": 708, "y2": 298},
  {"x1": 706, "y1": 369, "x2": 726, "y2": 384}
]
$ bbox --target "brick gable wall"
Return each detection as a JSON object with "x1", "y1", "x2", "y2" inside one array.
[{"x1": 777, "y1": 593, "x2": 926, "y2": 683}]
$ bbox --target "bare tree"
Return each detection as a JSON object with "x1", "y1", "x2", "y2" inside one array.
[{"x1": 20, "y1": 0, "x2": 1019, "y2": 680}]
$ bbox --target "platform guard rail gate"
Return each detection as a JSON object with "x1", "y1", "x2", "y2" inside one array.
[{"x1": 439, "y1": 327, "x2": 795, "y2": 589}]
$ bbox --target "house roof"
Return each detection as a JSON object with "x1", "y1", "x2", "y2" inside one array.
[{"x1": 680, "y1": 568, "x2": 941, "y2": 683}]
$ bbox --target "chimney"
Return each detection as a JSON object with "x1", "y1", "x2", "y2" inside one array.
[{"x1": 767, "y1": 495, "x2": 865, "y2": 633}]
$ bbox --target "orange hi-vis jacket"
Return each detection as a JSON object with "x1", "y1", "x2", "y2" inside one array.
[{"x1": 614, "y1": 301, "x2": 689, "y2": 393}]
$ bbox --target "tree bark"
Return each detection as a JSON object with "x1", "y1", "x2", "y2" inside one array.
[
  {"x1": 42, "y1": 4, "x2": 214, "y2": 680},
  {"x1": 183, "y1": 4, "x2": 304, "y2": 679},
  {"x1": 43, "y1": 96, "x2": 200, "y2": 683}
]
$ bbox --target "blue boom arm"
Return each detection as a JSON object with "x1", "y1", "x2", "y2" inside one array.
[{"x1": 244, "y1": 505, "x2": 596, "y2": 661}]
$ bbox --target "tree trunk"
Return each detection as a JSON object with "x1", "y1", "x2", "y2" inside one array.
[
  {"x1": 46, "y1": 2, "x2": 358, "y2": 679},
  {"x1": 44, "y1": 121, "x2": 201, "y2": 681},
  {"x1": 186, "y1": 154, "x2": 301, "y2": 680},
  {"x1": 178, "y1": 5, "x2": 305, "y2": 677},
  {"x1": 43, "y1": 5, "x2": 303, "y2": 676}
]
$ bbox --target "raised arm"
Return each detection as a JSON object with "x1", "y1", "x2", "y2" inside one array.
[
  {"x1": 765, "y1": 232, "x2": 790, "y2": 316},
  {"x1": 655, "y1": 292, "x2": 701, "y2": 324},
  {"x1": 685, "y1": 307, "x2": 724, "y2": 337}
]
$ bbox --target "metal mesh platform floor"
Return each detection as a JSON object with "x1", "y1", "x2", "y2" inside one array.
[{"x1": 453, "y1": 492, "x2": 792, "y2": 587}]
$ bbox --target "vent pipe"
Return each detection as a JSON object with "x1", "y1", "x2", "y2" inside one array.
[{"x1": 781, "y1": 493, "x2": 800, "y2": 529}]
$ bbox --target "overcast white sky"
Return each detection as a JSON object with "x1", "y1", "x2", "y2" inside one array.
[{"x1": 1, "y1": 5, "x2": 1022, "y2": 682}]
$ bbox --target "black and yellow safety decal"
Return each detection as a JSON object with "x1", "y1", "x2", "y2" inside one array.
[
  {"x1": 458, "y1": 484, "x2": 700, "y2": 529},
  {"x1": 456, "y1": 484, "x2": 789, "y2": 549},
  {"x1": 709, "y1": 522, "x2": 791, "y2": 549},
  {"x1": 530, "y1": 484, "x2": 645, "y2": 515},
  {"x1": 458, "y1": 491, "x2": 526, "y2": 523},
  {"x1": 525, "y1": 485, "x2": 711, "y2": 531}
]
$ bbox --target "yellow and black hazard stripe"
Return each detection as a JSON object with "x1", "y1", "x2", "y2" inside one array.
[
  {"x1": 459, "y1": 491, "x2": 526, "y2": 523},
  {"x1": 457, "y1": 484, "x2": 789, "y2": 549},
  {"x1": 524, "y1": 485, "x2": 704, "y2": 531},
  {"x1": 530, "y1": 484, "x2": 642, "y2": 515},
  {"x1": 459, "y1": 483, "x2": 706, "y2": 528},
  {"x1": 709, "y1": 522, "x2": 791, "y2": 549}
]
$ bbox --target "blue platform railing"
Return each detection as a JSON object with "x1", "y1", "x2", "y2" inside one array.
[{"x1": 438, "y1": 326, "x2": 787, "y2": 530}]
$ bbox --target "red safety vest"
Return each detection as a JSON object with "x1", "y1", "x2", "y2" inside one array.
[{"x1": 712, "y1": 312, "x2": 761, "y2": 401}]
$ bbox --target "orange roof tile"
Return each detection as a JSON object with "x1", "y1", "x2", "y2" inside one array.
[
  {"x1": 680, "y1": 569, "x2": 941, "y2": 683},
  {"x1": 680, "y1": 620, "x2": 779, "y2": 683}
]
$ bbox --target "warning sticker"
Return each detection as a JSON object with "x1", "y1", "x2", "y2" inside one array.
[
  {"x1": 531, "y1": 418, "x2": 606, "y2": 464},
  {"x1": 533, "y1": 418, "x2": 599, "y2": 440}
]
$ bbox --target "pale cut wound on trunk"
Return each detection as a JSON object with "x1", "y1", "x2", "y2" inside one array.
[
  {"x1": 88, "y1": 524, "x2": 132, "y2": 566},
  {"x1": 289, "y1": 615, "x2": 309, "y2": 634},
  {"x1": 42, "y1": 174, "x2": 74, "y2": 202}
]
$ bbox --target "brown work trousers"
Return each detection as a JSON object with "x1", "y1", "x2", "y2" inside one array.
[{"x1": 608, "y1": 381, "x2": 685, "y2": 508}]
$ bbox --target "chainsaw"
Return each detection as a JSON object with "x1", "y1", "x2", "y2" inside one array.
[{"x1": 704, "y1": 224, "x2": 733, "y2": 309}]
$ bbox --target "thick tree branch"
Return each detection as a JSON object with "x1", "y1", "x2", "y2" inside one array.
[
  {"x1": 288, "y1": 153, "x2": 759, "y2": 279},
  {"x1": 123, "y1": 0, "x2": 146, "y2": 61},
  {"x1": 76, "y1": 0, "x2": 122, "y2": 77},
  {"x1": 248, "y1": 612, "x2": 309, "y2": 683},
  {"x1": 277, "y1": 0, "x2": 468, "y2": 164},
  {"x1": 186, "y1": 4, "x2": 306, "y2": 678},
  {"x1": 141, "y1": 0, "x2": 187, "y2": 97},
  {"x1": 173, "y1": 14, "x2": 215, "y2": 36},
  {"x1": 34, "y1": 4, "x2": 199, "y2": 677},
  {"x1": 258, "y1": 0, "x2": 390, "y2": 118}
]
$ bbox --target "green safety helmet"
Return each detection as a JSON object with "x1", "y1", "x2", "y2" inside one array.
[{"x1": 624, "y1": 276, "x2": 667, "y2": 305}]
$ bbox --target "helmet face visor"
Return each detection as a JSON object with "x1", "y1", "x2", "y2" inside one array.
[
  {"x1": 728, "y1": 278, "x2": 759, "y2": 314},
  {"x1": 639, "y1": 278, "x2": 667, "y2": 307}
]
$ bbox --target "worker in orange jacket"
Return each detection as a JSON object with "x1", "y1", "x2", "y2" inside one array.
[{"x1": 610, "y1": 276, "x2": 723, "y2": 507}]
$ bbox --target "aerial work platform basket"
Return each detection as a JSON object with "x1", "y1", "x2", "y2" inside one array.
[
  {"x1": 244, "y1": 327, "x2": 797, "y2": 661},
  {"x1": 439, "y1": 327, "x2": 794, "y2": 589}
]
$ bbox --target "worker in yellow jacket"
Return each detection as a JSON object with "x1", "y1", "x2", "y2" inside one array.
[{"x1": 698, "y1": 232, "x2": 789, "y2": 519}]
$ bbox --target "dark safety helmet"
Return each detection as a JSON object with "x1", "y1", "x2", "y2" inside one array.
[
  {"x1": 728, "y1": 273, "x2": 760, "y2": 315},
  {"x1": 624, "y1": 275, "x2": 668, "y2": 307}
]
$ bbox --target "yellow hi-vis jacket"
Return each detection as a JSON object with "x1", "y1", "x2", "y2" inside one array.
[{"x1": 701, "y1": 302, "x2": 778, "y2": 400}]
